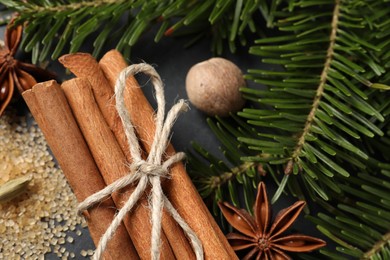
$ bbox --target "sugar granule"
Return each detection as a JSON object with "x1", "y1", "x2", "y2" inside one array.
[{"x1": 0, "y1": 112, "x2": 87, "y2": 258}]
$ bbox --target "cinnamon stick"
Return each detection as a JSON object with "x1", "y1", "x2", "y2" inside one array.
[
  {"x1": 61, "y1": 78, "x2": 175, "y2": 260},
  {"x1": 100, "y1": 50, "x2": 238, "y2": 259},
  {"x1": 60, "y1": 53, "x2": 195, "y2": 259},
  {"x1": 22, "y1": 80, "x2": 139, "y2": 260},
  {"x1": 59, "y1": 53, "x2": 131, "y2": 161}
]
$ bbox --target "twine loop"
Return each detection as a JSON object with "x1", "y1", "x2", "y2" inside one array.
[{"x1": 77, "y1": 63, "x2": 203, "y2": 260}]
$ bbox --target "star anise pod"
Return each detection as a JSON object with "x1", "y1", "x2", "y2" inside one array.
[
  {"x1": 218, "y1": 182, "x2": 326, "y2": 259},
  {"x1": 0, "y1": 19, "x2": 54, "y2": 115}
]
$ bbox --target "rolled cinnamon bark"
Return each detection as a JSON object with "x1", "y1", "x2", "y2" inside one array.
[
  {"x1": 61, "y1": 78, "x2": 175, "y2": 260},
  {"x1": 59, "y1": 53, "x2": 131, "y2": 161},
  {"x1": 22, "y1": 80, "x2": 139, "y2": 260},
  {"x1": 60, "y1": 53, "x2": 195, "y2": 259},
  {"x1": 99, "y1": 50, "x2": 237, "y2": 259}
]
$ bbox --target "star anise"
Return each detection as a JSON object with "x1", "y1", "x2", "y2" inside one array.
[
  {"x1": 218, "y1": 182, "x2": 326, "y2": 259},
  {"x1": 0, "y1": 19, "x2": 54, "y2": 115}
]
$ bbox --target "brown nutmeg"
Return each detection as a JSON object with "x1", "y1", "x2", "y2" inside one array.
[{"x1": 185, "y1": 57, "x2": 246, "y2": 117}]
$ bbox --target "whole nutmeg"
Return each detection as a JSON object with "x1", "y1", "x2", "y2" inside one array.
[{"x1": 185, "y1": 57, "x2": 246, "y2": 117}]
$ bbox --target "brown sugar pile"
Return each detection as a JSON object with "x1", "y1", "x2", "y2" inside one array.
[{"x1": 0, "y1": 111, "x2": 91, "y2": 258}]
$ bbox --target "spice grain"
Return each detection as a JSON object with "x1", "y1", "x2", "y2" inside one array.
[{"x1": 0, "y1": 111, "x2": 90, "y2": 258}]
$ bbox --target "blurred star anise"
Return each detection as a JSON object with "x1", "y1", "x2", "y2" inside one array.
[
  {"x1": 219, "y1": 182, "x2": 326, "y2": 259},
  {"x1": 0, "y1": 19, "x2": 54, "y2": 115}
]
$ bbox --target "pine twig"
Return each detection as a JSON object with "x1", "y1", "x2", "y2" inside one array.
[{"x1": 287, "y1": 0, "x2": 340, "y2": 174}]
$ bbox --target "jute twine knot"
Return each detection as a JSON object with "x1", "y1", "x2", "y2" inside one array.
[
  {"x1": 77, "y1": 63, "x2": 204, "y2": 260},
  {"x1": 130, "y1": 160, "x2": 170, "y2": 178}
]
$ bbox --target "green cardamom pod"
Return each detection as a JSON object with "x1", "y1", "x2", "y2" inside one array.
[{"x1": 0, "y1": 175, "x2": 31, "y2": 203}]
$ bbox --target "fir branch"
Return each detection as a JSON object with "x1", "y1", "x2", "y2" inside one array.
[
  {"x1": 287, "y1": 0, "x2": 340, "y2": 173},
  {"x1": 0, "y1": 0, "x2": 269, "y2": 60},
  {"x1": 4, "y1": 0, "x2": 120, "y2": 13},
  {"x1": 309, "y1": 164, "x2": 390, "y2": 259},
  {"x1": 240, "y1": 0, "x2": 389, "y2": 200},
  {"x1": 189, "y1": 0, "x2": 390, "y2": 213},
  {"x1": 364, "y1": 232, "x2": 390, "y2": 259},
  {"x1": 209, "y1": 161, "x2": 256, "y2": 190}
]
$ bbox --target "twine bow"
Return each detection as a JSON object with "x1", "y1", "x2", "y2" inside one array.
[{"x1": 78, "y1": 64, "x2": 203, "y2": 260}]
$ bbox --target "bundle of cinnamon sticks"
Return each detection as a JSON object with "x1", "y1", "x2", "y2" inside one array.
[{"x1": 23, "y1": 50, "x2": 236, "y2": 260}]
